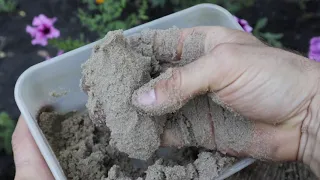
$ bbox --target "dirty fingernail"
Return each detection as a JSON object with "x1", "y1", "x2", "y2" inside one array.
[{"x1": 137, "y1": 89, "x2": 156, "y2": 105}]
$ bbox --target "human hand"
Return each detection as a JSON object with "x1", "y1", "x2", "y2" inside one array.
[
  {"x1": 132, "y1": 26, "x2": 320, "y2": 176},
  {"x1": 12, "y1": 116, "x2": 54, "y2": 180}
]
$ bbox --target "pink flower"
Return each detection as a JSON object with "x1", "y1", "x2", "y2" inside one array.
[
  {"x1": 26, "y1": 14, "x2": 60, "y2": 46},
  {"x1": 308, "y1": 37, "x2": 320, "y2": 62},
  {"x1": 45, "y1": 50, "x2": 64, "y2": 60},
  {"x1": 234, "y1": 16, "x2": 253, "y2": 33}
]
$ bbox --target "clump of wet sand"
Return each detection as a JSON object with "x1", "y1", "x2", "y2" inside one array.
[
  {"x1": 81, "y1": 28, "x2": 253, "y2": 160},
  {"x1": 38, "y1": 110, "x2": 235, "y2": 180}
]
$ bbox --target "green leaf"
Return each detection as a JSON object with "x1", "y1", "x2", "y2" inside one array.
[
  {"x1": 224, "y1": 1, "x2": 242, "y2": 14},
  {"x1": 0, "y1": 112, "x2": 15, "y2": 154},
  {"x1": 253, "y1": 17, "x2": 268, "y2": 35},
  {"x1": 0, "y1": 0, "x2": 17, "y2": 13},
  {"x1": 78, "y1": 0, "x2": 151, "y2": 38},
  {"x1": 262, "y1": 32, "x2": 284, "y2": 39},
  {"x1": 150, "y1": 0, "x2": 166, "y2": 7},
  {"x1": 48, "y1": 35, "x2": 87, "y2": 52},
  {"x1": 260, "y1": 32, "x2": 283, "y2": 48}
]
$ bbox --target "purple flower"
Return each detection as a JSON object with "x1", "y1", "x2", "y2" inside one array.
[
  {"x1": 234, "y1": 16, "x2": 253, "y2": 33},
  {"x1": 46, "y1": 50, "x2": 64, "y2": 60},
  {"x1": 26, "y1": 14, "x2": 60, "y2": 46},
  {"x1": 308, "y1": 37, "x2": 320, "y2": 62}
]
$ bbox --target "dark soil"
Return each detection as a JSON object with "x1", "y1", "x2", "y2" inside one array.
[{"x1": 0, "y1": 0, "x2": 319, "y2": 179}]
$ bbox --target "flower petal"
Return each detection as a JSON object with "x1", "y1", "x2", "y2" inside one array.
[
  {"x1": 239, "y1": 19, "x2": 248, "y2": 25},
  {"x1": 308, "y1": 51, "x2": 320, "y2": 62},
  {"x1": 46, "y1": 27, "x2": 60, "y2": 38},
  {"x1": 310, "y1": 46, "x2": 320, "y2": 54},
  {"x1": 57, "y1": 50, "x2": 64, "y2": 56},
  {"x1": 26, "y1": 25, "x2": 37, "y2": 37},
  {"x1": 32, "y1": 15, "x2": 42, "y2": 26},
  {"x1": 32, "y1": 38, "x2": 47, "y2": 46},
  {"x1": 243, "y1": 25, "x2": 253, "y2": 33},
  {"x1": 234, "y1": 16, "x2": 252, "y2": 33},
  {"x1": 32, "y1": 33, "x2": 48, "y2": 46},
  {"x1": 33, "y1": 14, "x2": 57, "y2": 27},
  {"x1": 309, "y1": 38, "x2": 320, "y2": 53},
  {"x1": 310, "y1": 37, "x2": 320, "y2": 45}
]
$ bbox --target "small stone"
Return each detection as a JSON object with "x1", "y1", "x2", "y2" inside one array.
[{"x1": 19, "y1": 11, "x2": 26, "y2": 17}]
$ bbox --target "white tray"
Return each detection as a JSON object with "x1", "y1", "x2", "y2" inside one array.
[{"x1": 15, "y1": 3, "x2": 255, "y2": 180}]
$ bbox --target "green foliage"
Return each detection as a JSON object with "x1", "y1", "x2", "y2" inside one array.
[
  {"x1": 77, "y1": 0, "x2": 255, "y2": 40},
  {"x1": 152, "y1": 0, "x2": 255, "y2": 13},
  {"x1": 78, "y1": 0, "x2": 149, "y2": 38},
  {"x1": 253, "y1": 17, "x2": 268, "y2": 35},
  {"x1": 0, "y1": 0, "x2": 17, "y2": 13},
  {"x1": 222, "y1": 0, "x2": 255, "y2": 14},
  {"x1": 253, "y1": 18, "x2": 283, "y2": 48},
  {"x1": 0, "y1": 112, "x2": 15, "y2": 154},
  {"x1": 48, "y1": 34, "x2": 87, "y2": 52},
  {"x1": 260, "y1": 32, "x2": 284, "y2": 48},
  {"x1": 149, "y1": 0, "x2": 166, "y2": 7}
]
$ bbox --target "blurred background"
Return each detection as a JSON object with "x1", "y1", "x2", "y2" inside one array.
[{"x1": 0, "y1": 0, "x2": 320, "y2": 179}]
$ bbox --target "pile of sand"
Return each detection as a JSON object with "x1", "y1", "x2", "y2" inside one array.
[{"x1": 38, "y1": 110, "x2": 235, "y2": 180}]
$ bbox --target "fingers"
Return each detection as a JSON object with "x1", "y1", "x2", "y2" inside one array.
[
  {"x1": 132, "y1": 43, "x2": 250, "y2": 115},
  {"x1": 132, "y1": 55, "x2": 213, "y2": 115},
  {"x1": 173, "y1": 26, "x2": 264, "y2": 60},
  {"x1": 224, "y1": 122, "x2": 301, "y2": 161},
  {"x1": 161, "y1": 115, "x2": 301, "y2": 161},
  {"x1": 128, "y1": 26, "x2": 263, "y2": 63},
  {"x1": 177, "y1": 26, "x2": 263, "y2": 56},
  {"x1": 158, "y1": 95, "x2": 300, "y2": 161},
  {"x1": 132, "y1": 26, "x2": 264, "y2": 115},
  {"x1": 12, "y1": 116, "x2": 54, "y2": 180}
]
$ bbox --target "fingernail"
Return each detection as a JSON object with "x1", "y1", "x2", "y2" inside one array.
[{"x1": 137, "y1": 89, "x2": 156, "y2": 105}]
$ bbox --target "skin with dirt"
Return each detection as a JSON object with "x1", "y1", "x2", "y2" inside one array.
[{"x1": 81, "y1": 28, "x2": 253, "y2": 161}]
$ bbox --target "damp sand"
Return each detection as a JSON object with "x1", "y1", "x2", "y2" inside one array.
[
  {"x1": 38, "y1": 110, "x2": 235, "y2": 180},
  {"x1": 81, "y1": 28, "x2": 253, "y2": 160}
]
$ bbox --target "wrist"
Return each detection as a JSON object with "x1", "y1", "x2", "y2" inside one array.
[{"x1": 299, "y1": 78, "x2": 320, "y2": 177}]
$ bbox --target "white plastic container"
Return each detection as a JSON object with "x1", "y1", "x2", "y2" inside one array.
[{"x1": 15, "y1": 3, "x2": 255, "y2": 180}]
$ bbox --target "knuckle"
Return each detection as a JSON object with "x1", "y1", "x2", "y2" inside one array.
[
  {"x1": 210, "y1": 43, "x2": 240, "y2": 66},
  {"x1": 211, "y1": 43, "x2": 238, "y2": 57}
]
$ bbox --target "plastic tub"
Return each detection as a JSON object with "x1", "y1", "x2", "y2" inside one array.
[{"x1": 15, "y1": 3, "x2": 255, "y2": 180}]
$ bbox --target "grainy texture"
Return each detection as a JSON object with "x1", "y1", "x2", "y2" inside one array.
[
  {"x1": 38, "y1": 111, "x2": 235, "y2": 180},
  {"x1": 145, "y1": 151, "x2": 234, "y2": 180},
  {"x1": 81, "y1": 30, "x2": 166, "y2": 160},
  {"x1": 129, "y1": 28, "x2": 253, "y2": 155},
  {"x1": 194, "y1": 152, "x2": 234, "y2": 180},
  {"x1": 81, "y1": 28, "x2": 253, "y2": 162},
  {"x1": 180, "y1": 30, "x2": 206, "y2": 65},
  {"x1": 227, "y1": 161, "x2": 317, "y2": 180}
]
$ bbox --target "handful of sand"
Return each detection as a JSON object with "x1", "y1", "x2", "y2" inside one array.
[{"x1": 80, "y1": 28, "x2": 253, "y2": 161}]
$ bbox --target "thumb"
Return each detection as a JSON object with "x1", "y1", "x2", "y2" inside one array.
[
  {"x1": 12, "y1": 116, "x2": 54, "y2": 180},
  {"x1": 131, "y1": 27, "x2": 263, "y2": 115},
  {"x1": 132, "y1": 43, "x2": 242, "y2": 115},
  {"x1": 132, "y1": 54, "x2": 212, "y2": 115}
]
